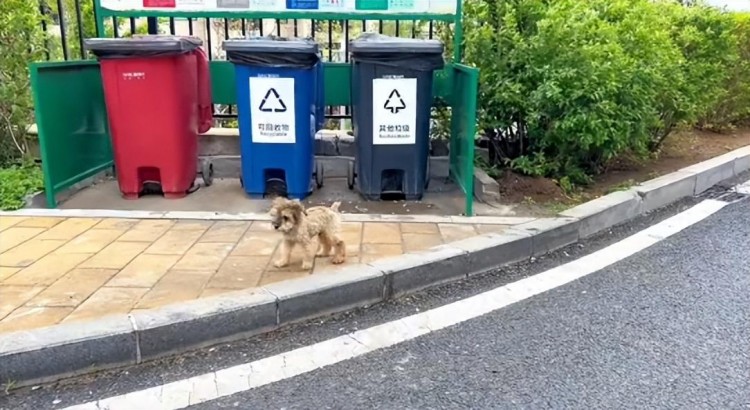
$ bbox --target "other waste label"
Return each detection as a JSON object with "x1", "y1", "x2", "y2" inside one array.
[
  {"x1": 250, "y1": 77, "x2": 296, "y2": 144},
  {"x1": 372, "y1": 78, "x2": 417, "y2": 145}
]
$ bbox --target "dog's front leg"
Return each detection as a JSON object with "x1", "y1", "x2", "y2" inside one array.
[
  {"x1": 301, "y1": 240, "x2": 316, "y2": 270},
  {"x1": 273, "y1": 240, "x2": 293, "y2": 268}
]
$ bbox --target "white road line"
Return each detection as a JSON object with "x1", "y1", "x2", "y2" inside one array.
[{"x1": 63, "y1": 199, "x2": 729, "y2": 410}]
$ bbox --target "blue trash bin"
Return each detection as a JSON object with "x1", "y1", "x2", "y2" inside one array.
[
  {"x1": 224, "y1": 37, "x2": 324, "y2": 199},
  {"x1": 315, "y1": 56, "x2": 325, "y2": 132}
]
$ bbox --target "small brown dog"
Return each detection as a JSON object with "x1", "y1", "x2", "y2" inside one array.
[{"x1": 269, "y1": 197, "x2": 346, "y2": 270}]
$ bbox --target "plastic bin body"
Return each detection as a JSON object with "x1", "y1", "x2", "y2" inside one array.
[
  {"x1": 87, "y1": 36, "x2": 212, "y2": 199},
  {"x1": 224, "y1": 38, "x2": 321, "y2": 199},
  {"x1": 315, "y1": 58, "x2": 325, "y2": 132},
  {"x1": 350, "y1": 34, "x2": 444, "y2": 200}
]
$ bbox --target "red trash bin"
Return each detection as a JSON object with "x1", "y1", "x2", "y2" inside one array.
[{"x1": 85, "y1": 36, "x2": 214, "y2": 199}]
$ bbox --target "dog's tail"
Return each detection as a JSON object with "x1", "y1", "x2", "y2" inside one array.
[{"x1": 330, "y1": 201, "x2": 342, "y2": 212}]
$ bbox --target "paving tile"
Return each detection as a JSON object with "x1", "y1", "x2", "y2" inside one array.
[
  {"x1": 136, "y1": 270, "x2": 213, "y2": 309},
  {"x1": 93, "y1": 218, "x2": 140, "y2": 230},
  {"x1": 199, "y1": 288, "x2": 233, "y2": 298},
  {"x1": 171, "y1": 220, "x2": 215, "y2": 231},
  {"x1": 118, "y1": 220, "x2": 175, "y2": 242},
  {"x1": 26, "y1": 268, "x2": 117, "y2": 307},
  {"x1": 402, "y1": 233, "x2": 444, "y2": 253},
  {"x1": 360, "y1": 243, "x2": 404, "y2": 264},
  {"x1": 0, "y1": 239, "x2": 66, "y2": 267},
  {"x1": 15, "y1": 217, "x2": 66, "y2": 228},
  {"x1": 78, "y1": 241, "x2": 149, "y2": 269},
  {"x1": 207, "y1": 256, "x2": 268, "y2": 289},
  {"x1": 200, "y1": 221, "x2": 251, "y2": 243},
  {"x1": 172, "y1": 242, "x2": 235, "y2": 272},
  {"x1": 64, "y1": 287, "x2": 148, "y2": 323},
  {"x1": 259, "y1": 268, "x2": 310, "y2": 286},
  {"x1": 55, "y1": 229, "x2": 126, "y2": 254},
  {"x1": 475, "y1": 224, "x2": 510, "y2": 234},
  {"x1": 4, "y1": 253, "x2": 93, "y2": 286},
  {"x1": 338, "y1": 230, "x2": 362, "y2": 256},
  {"x1": 0, "y1": 307, "x2": 74, "y2": 333},
  {"x1": 107, "y1": 254, "x2": 181, "y2": 288},
  {"x1": 312, "y1": 255, "x2": 361, "y2": 275},
  {"x1": 260, "y1": 246, "x2": 311, "y2": 285},
  {"x1": 0, "y1": 267, "x2": 20, "y2": 282},
  {"x1": 36, "y1": 218, "x2": 100, "y2": 240},
  {"x1": 399, "y1": 222, "x2": 440, "y2": 235},
  {"x1": 340, "y1": 222, "x2": 363, "y2": 233},
  {"x1": 0, "y1": 227, "x2": 45, "y2": 253},
  {"x1": 0, "y1": 216, "x2": 26, "y2": 232},
  {"x1": 0, "y1": 286, "x2": 45, "y2": 319},
  {"x1": 231, "y1": 232, "x2": 281, "y2": 256},
  {"x1": 247, "y1": 221, "x2": 275, "y2": 232},
  {"x1": 145, "y1": 228, "x2": 206, "y2": 255},
  {"x1": 362, "y1": 223, "x2": 402, "y2": 244},
  {"x1": 438, "y1": 224, "x2": 479, "y2": 243}
]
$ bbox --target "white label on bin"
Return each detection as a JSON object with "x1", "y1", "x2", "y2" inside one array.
[
  {"x1": 372, "y1": 78, "x2": 417, "y2": 145},
  {"x1": 249, "y1": 77, "x2": 296, "y2": 144}
]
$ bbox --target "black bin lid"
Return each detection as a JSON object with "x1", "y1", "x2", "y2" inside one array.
[
  {"x1": 84, "y1": 35, "x2": 203, "y2": 53},
  {"x1": 350, "y1": 33, "x2": 444, "y2": 55},
  {"x1": 222, "y1": 36, "x2": 320, "y2": 55}
]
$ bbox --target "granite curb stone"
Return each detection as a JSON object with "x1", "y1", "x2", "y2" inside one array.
[{"x1": 561, "y1": 190, "x2": 644, "y2": 239}]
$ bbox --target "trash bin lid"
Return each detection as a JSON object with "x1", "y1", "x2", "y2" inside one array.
[
  {"x1": 350, "y1": 33, "x2": 444, "y2": 54},
  {"x1": 84, "y1": 35, "x2": 203, "y2": 54},
  {"x1": 222, "y1": 37, "x2": 319, "y2": 55}
]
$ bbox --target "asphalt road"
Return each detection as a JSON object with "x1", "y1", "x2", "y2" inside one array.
[
  {"x1": 2, "y1": 194, "x2": 748, "y2": 410},
  {"x1": 194, "y1": 198, "x2": 750, "y2": 409}
]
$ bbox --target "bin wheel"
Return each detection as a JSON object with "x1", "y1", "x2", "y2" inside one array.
[
  {"x1": 346, "y1": 160, "x2": 355, "y2": 190},
  {"x1": 425, "y1": 159, "x2": 431, "y2": 190},
  {"x1": 200, "y1": 161, "x2": 214, "y2": 187}
]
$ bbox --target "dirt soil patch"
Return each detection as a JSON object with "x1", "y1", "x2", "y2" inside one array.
[{"x1": 496, "y1": 128, "x2": 750, "y2": 213}]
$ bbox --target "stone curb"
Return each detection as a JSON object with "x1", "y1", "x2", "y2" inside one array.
[{"x1": 1, "y1": 145, "x2": 748, "y2": 387}]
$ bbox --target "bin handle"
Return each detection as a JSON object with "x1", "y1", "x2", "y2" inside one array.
[{"x1": 195, "y1": 47, "x2": 213, "y2": 134}]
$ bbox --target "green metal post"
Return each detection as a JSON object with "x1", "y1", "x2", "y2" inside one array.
[{"x1": 452, "y1": 0, "x2": 463, "y2": 63}]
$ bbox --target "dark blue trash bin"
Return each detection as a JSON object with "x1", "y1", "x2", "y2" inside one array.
[
  {"x1": 348, "y1": 33, "x2": 445, "y2": 200},
  {"x1": 224, "y1": 37, "x2": 324, "y2": 199}
]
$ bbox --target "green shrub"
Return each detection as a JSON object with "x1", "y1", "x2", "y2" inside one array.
[
  {"x1": 0, "y1": 0, "x2": 47, "y2": 165},
  {"x1": 464, "y1": 0, "x2": 750, "y2": 184},
  {"x1": 0, "y1": 164, "x2": 44, "y2": 211},
  {"x1": 695, "y1": 11, "x2": 750, "y2": 130},
  {"x1": 464, "y1": 0, "x2": 683, "y2": 183}
]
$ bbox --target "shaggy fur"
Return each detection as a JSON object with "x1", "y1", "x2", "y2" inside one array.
[{"x1": 269, "y1": 197, "x2": 346, "y2": 270}]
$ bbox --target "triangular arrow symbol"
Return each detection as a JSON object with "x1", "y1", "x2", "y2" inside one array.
[
  {"x1": 259, "y1": 88, "x2": 287, "y2": 113},
  {"x1": 384, "y1": 89, "x2": 406, "y2": 114}
]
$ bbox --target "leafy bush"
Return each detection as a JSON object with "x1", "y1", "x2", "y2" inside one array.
[
  {"x1": 464, "y1": 0, "x2": 750, "y2": 183},
  {"x1": 695, "y1": 11, "x2": 750, "y2": 130},
  {"x1": 0, "y1": 0, "x2": 47, "y2": 165},
  {"x1": 0, "y1": 164, "x2": 44, "y2": 211}
]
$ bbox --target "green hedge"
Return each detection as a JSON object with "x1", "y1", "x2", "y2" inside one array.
[{"x1": 464, "y1": 0, "x2": 750, "y2": 184}]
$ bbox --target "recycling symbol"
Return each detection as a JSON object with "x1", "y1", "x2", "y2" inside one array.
[
  {"x1": 384, "y1": 89, "x2": 406, "y2": 114},
  {"x1": 259, "y1": 88, "x2": 287, "y2": 113}
]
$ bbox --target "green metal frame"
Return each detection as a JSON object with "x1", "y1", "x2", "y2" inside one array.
[{"x1": 30, "y1": 61, "x2": 114, "y2": 208}]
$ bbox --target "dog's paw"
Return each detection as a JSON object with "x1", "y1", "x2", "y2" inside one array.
[
  {"x1": 331, "y1": 255, "x2": 345, "y2": 265},
  {"x1": 301, "y1": 261, "x2": 314, "y2": 270},
  {"x1": 273, "y1": 260, "x2": 288, "y2": 268}
]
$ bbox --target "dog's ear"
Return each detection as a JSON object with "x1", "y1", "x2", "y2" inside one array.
[{"x1": 288, "y1": 200, "x2": 305, "y2": 223}]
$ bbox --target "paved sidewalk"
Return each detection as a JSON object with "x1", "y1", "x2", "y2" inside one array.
[{"x1": 0, "y1": 215, "x2": 514, "y2": 334}]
